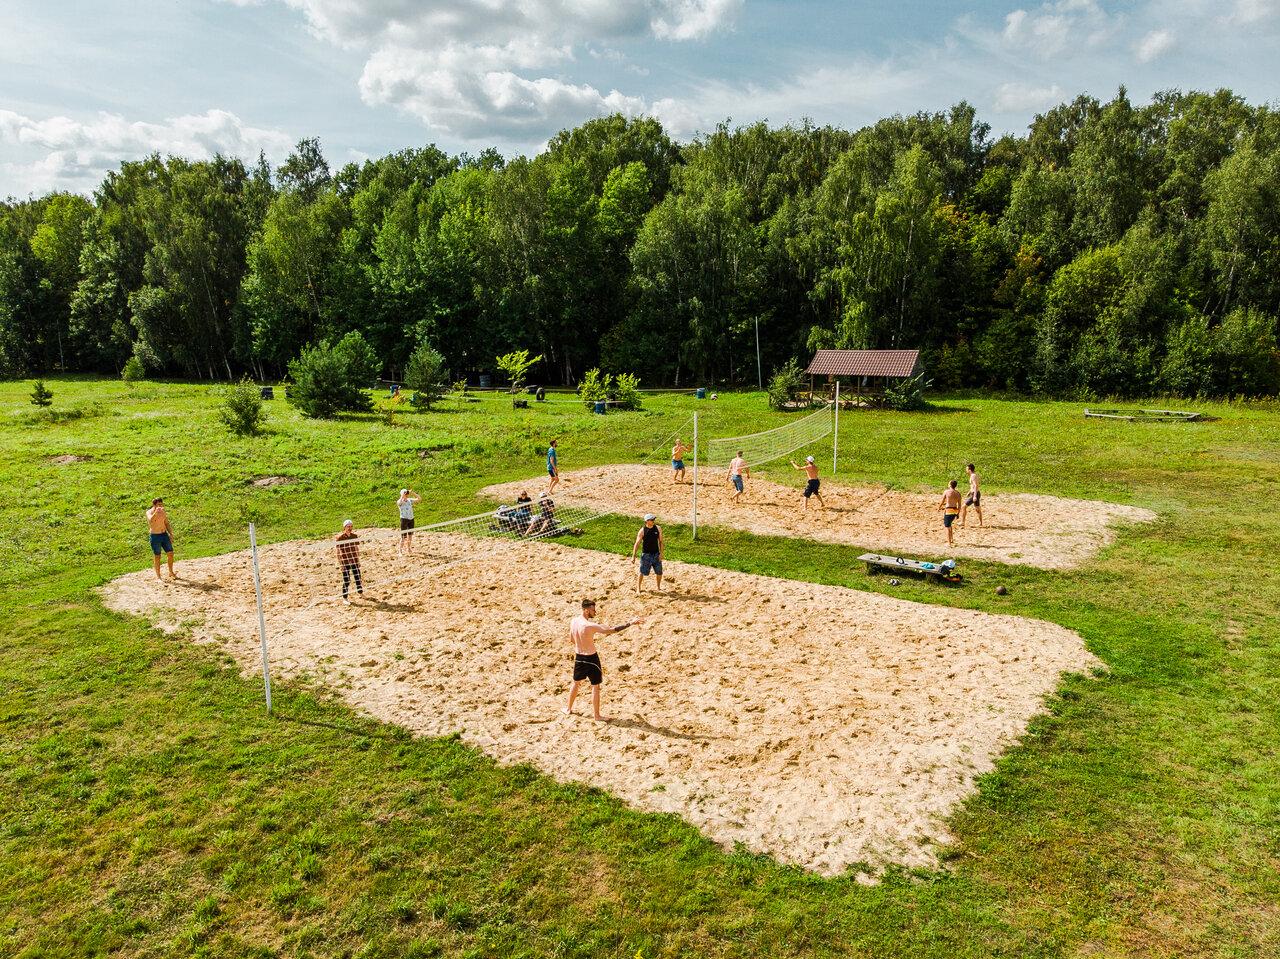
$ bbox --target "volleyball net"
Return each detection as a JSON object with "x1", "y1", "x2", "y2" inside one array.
[{"x1": 705, "y1": 402, "x2": 834, "y2": 469}]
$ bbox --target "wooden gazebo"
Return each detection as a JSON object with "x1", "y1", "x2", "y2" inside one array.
[{"x1": 806, "y1": 349, "x2": 921, "y2": 406}]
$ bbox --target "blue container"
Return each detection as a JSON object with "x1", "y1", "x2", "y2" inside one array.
[
  {"x1": 259, "y1": 386, "x2": 274, "y2": 400},
  {"x1": 696, "y1": 387, "x2": 706, "y2": 399},
  {"x1": 593, "y1": 401, "x2": 606, "y2": 414}
]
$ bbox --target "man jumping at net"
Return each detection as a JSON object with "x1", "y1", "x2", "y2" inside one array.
[
  {"x1": 564, "y1": 598, "x2": 643, "y2": 721},
  {"x1": 146, "y1": 497, "x2": 177, "y2": 581},
  {"x1": 630, "y1": 513, "x2": 664, "y2": 592},
  {"x1": 727, "y1": 450, "x2": 749, "y2": 503},
  {"x1": 336, "y1": 520, "x2": 364, "y2": 604},
  {"x1": 789, "y1": 455, "x2": 826, "y2": 510},
  {"x1": 671, "y1": 438, "x2": 689, "y2": 483}
]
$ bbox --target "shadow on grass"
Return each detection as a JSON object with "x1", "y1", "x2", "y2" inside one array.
[{"x1": 273, "y1": 711, "x2": 405, "y2": 740}]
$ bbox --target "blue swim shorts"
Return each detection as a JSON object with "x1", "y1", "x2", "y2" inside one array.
[
  {"x1": 732, "y1": 474, "x2": 744, "y2": 492},
  {"x1": 672, "y1": 459, "x2": 685, "y2": 470},
  {"x1": 150, "y1": 531, "x2": 173, "y2": 555},
  {"x1": 639, "y1": 552, "x2": 663, "y2": 576}
]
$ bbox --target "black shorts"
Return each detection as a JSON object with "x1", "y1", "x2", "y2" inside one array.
[
  {"x1": 400, "y1": 517, "x2": 415, "y2": 531},
  {"x1": 573, "y1": 653, "x2": 602, "y2": 685},
  {"x1": 944, "y1": 512, "x2": 958, "y2": 528},
  {"x1": 804, "y1": 478, "x2": 821, "y2": 498},
  {"x1": 965, "y1": 491, "x2": 981, "y2": 507}
]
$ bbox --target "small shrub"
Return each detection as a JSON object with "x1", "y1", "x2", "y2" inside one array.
[
  {"x1": 450, "y1": 379, "x2": 469, "y2": 408},
  {"x1": 767, "y1": 358, "x2": 805, "y2": 410},
  {"x1": 219, "y1": 379, "x2": 266, "y2": 436},
  {"x1": 578, "y1": 368, "x2": 611, "y2": 409},
  {"x1": 121, "y1": 356, "x2": 145, "y2": 384},
  {"x1": 30, "y1": 380, "x2": 53, "y2": 407},
  {"x1": 495, "y1": 349, "x2": 542, "y2": 398},
  {"x1": 404, "y1": 341, "x2": 448, "y2": 409},
  {"x1": 613, "y1": 372, "x2": 642, "y2": 410},
  {"x1": 882, "y1": 373, "x2": 932, "y2": 411},
  {"x1": 287, "y1": 335, "x2": 376, "y2": 419}
]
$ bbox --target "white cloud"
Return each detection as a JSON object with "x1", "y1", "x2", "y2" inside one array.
[
  {"x1": 0, "y1": 108, "x2": 293, "y2": 197},
  {"x1": 1134, "y1": 29, "x2": 1175, "y2": 62},
  {"x1": 1224, "y1": 0, "x2": 1276, "y2": 24},
  {"x1": 652, "y1": 0, "x2": 744, "y2": 40},
  {"x1": 239, "y1": 0, "x2": 738, "y2": 144},
  {"x1": 993, "y1": 81, "x2": 1065, "y2": 113},
  {"x1": 999, "y1": 0, "x2": 1119, "y2": 57}
]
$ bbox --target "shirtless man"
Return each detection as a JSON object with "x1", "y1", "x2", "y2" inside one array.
[
  {"x1": 789, "y1": 455, "x2": 825, "y2": 510},
  {"x1": 671, "y1": 438, "x2": 689, "y2": 484},
  {"x1": 938, "y1": 480, "x2": 963, "y2": 546},
  {"x1": 962, "y1": 463, "x2": 983, "y2": 528},
  {"x1": 564, "y1": 598, "x2": 642, "y2": 721},
  {"x1": 146, "y1": 498, "x2": 176, "y2": 580},
  {"x1": 727, "y1": 450, "x2": 749, "y2": 503}
]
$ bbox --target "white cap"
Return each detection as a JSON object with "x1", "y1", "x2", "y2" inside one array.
[
  {"x1": 644, "y1": 513, "x2": 657, "y2": 521},
  {"x1": 342, "y1": 519, "x2": 354, "y2": 527},
  {"x1": 400, "y1": 488, "x2": 408, "y2": 496},
  {"x1": 806, "y1": 455, "x2": 814, "y2": 463}
]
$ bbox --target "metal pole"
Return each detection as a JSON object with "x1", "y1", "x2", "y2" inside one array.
[
  {"x1": 833, "y1": 380, "x2": 840, "y2": 477},
  {"x1": 754, "y1": 316, "x2": 762, "y2": 391},
  {"x1": 249, "y1": 522, "x2": 272, "y2": 714},
  {"x1": 691, "y1": 412, "x2": 699, "y2": 541}
]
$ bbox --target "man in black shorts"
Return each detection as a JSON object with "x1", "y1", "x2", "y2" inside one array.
[
  {"x1": 564, "y1": 599, "x2": 642, "y2": 720},
  {"x1": 789, "y1": 455, "x2": 826, "y2": 510},
  {"x1": 962, "y1": 463, "x2": 983, "y2": 527}
]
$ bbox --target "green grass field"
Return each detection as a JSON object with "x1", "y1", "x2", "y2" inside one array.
[{"x1": 2, "y1": 378, "x2": 1278, "y2": 958}]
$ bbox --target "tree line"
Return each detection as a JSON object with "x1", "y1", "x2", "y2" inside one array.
[{"x1": 2, "y1": 87, "x2": 1279, "y2": 397}]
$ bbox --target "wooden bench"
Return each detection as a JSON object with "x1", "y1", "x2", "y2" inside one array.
[{"x1": 858, "y1": 553, "x2": 962, "y2": 585}]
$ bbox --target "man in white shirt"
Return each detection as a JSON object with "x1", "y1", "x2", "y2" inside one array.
[{"x1": 397, "y1": 488, "x2": 421, "y2": 554}]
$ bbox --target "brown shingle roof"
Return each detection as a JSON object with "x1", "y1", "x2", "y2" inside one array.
[{"x1": 805, "y1": 349, "x2": 920, "y2": 378}]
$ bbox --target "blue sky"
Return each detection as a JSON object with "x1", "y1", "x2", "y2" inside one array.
[{"x1": 2, "y1": 0, "x2": 1277, "y2": 197}]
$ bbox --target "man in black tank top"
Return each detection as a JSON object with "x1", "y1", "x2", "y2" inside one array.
[{"x1": 630, "y1": 513, "x2": 665, "y2": 592}]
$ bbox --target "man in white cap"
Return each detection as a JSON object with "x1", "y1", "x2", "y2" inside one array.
[
  {"x1": 629, "y1": 513, "x2": 665, "y2": 592},
  {"x1": 397, "y1": 488, "x2": 421, "y2": 554},
  {"x1": 789, "y1": 455, "x2": 826, "y2": 510},
  {"x1": 335, "y1": 520, "x2": 363, "y2": 603}
]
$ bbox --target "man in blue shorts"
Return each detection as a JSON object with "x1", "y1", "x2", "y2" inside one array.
[
  {"x1": 546, "y1": 438, "x2": 560, "y2": 493},
  {"x1": 726, "y1": 450, "x2": 749, "y2": 503},
  {"x1": 630, "y1": 513, "x2": 665, "y2": 592},
  {"x1": 671, "y1": 438, "x2": 688, "y2": 483},
  {"x1": 146, "y1": 497, "x2": 176, "y2": 580}
]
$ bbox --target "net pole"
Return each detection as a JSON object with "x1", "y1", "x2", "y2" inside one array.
[
  {"x1": 692, "y1": 411, "x2": 699, "y2": 541},
  {"x1": 833, "y1": 380, "x2": 840, "y2": 477},
  {"x1": 249, "y1": 522, "x2": 273, "y2": 714}
]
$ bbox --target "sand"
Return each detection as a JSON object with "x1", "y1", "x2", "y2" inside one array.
[
  {"x1": 482, "y1": 464, "x2": 1155, "y2": 570},
  {"x1": 101, "y1": 532, "x2": 1099, "y2": 876}
]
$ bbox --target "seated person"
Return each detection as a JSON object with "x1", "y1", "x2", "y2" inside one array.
[{"x1": 526, "y1": 492, "x2": 556, "y2": 537}]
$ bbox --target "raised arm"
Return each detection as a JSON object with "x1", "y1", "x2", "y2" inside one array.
[{"x1": 631, "y1": 529, "x2": 643, "y2": 560}]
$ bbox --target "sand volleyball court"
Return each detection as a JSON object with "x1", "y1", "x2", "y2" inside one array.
[
  {"x1": 102, "y1": 533, "x2": 1099, "y2": 876},
  {"x1": 483, "y1": 464, "x2": 1155, "y2": 570}
]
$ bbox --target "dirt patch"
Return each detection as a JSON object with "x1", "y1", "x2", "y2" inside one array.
[
  {"x1": 481, "y1": 464, "x2": 1156, "y2": 571},
  {"x1": 100, "y1": 532, "x2": 1099, "y2": 876},
  {"x1": 248, "y1": 475, "x2": 296, "y2": 488},
  {"x1": 49, "y1": 454, "x2": 93, "y2": 464}
]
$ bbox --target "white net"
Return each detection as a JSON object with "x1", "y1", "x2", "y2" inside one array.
[
  {"x1": 706, "y1": 403, "x2": 833, "y2": 469},
  {"x1": 253, "y1": 414, "x2": 697, "y2": 613}
]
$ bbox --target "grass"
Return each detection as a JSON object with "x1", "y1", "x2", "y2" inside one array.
[{"x1": 1, "y1": 377, "x2": 1278, "y2": 957}]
